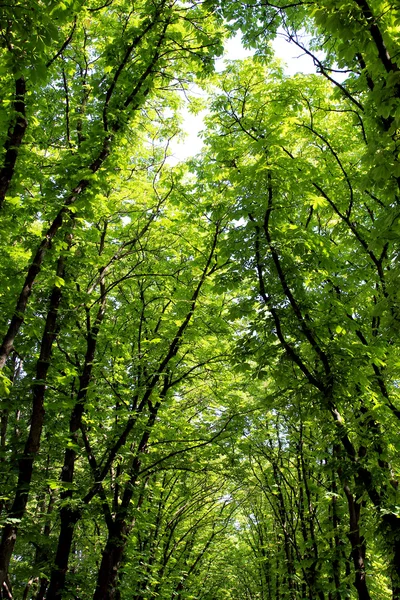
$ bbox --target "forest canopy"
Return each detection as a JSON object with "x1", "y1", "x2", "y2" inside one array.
[{"x1": 0, "y1": 1, "x2": 399, "y2": 599}]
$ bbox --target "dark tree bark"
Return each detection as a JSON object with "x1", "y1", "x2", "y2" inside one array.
[
  {"x1": 330, "y1": 465, "x2": 343, "y2": 600},
  {"x1": 34, "y1": 491, "x2": 55, "y2": 600},
  {"x1": 353, "y1": 0, "x2": 399, "y2": 75},
  {"x1": 46, "y1": 286, "x2": 107, "y2": 600},
  {"x1": 342, "y1": 484, "x2": 370, "y2": 600},
  {"x1": 0, "y1": 253, "x2": 66, "y2": 589},
  {"x1": 0, "y1": 77, "x2": 27, "y2": 209}
]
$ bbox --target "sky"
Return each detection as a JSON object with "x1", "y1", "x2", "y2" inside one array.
[{"x1": 167, "y1": 32, "x2": 337, "y2": 164}]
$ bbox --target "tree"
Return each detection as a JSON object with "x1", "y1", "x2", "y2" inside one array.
[
  {"x1": 195, "y1": 56, "x2": 400, "y2": 596},
  {"x1": 0, "y1": 0, "x2": 225, "y2": 595},
  {"x1": 1, "y1": 1, "x2": 399, "y2": 598}
]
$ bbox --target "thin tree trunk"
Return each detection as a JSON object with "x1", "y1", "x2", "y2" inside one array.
[
  {"x1": 342, "y1": 484, "x2": 370, "y2": 600},
  {"x1": 0, "y1": 253, "x2": 66, "y2": 589},
  {"x1": 46, "y1": 287, "x2": 107, "y2": 600},
  {"x1": 330, "y1": 466, "x2": 342, "y2": 600},
  {"x1": 0, "y1": 353, "x2": 21, "y2": 515},
  {"x1": 93, "y1": 422, "x2": 156, "y2": 600},
  {"x1": 34, "y1": 490, "x2": 55, "y2": 600},
  {"x1": 0, "y1": 77, "x2": 27, "y2": 209}
]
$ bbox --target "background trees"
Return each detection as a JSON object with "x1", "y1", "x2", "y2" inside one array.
[
  {"x1": 195, "y1": 44, "x2": 400, "y2": 597},
  {"x1": 0, "y1": 0, "x2": 399, "y2": 599}
]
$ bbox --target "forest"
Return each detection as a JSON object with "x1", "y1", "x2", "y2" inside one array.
[{"x1": 0, "y1": 0, "x2": 399, "y2": 598}]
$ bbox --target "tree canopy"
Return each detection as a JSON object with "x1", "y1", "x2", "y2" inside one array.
[{"x1": 0, "y1": 1, "x2": 399, "y2": 599}]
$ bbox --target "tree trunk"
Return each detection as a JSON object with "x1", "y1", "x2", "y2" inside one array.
[
  {"x1": 46, "y1": 291, "x2": 107, "y2": 599},
  {"x1": 0, "y1": 76, "x2": 27, "y2": 209},
  {"x1": 343, "y1": 484, "x2": 370, "y2": 600},
  {"x1": 0, "y1": 254, "x2": 65, "y2": 589},
  {"x1": 330, "y1": 468, "x2": 342, "y2": 600},
  {"x1": 93, "y1": 519, "x2": 128, "y2": 600}
]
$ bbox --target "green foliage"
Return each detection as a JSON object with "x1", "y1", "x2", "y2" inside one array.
[{"x1": 0, "y1": 1, "x2": 399, "y2": 599}]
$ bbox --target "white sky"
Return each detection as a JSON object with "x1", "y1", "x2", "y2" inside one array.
[{"x1": 167, "y1": 32, "x2": 341, "y2": 164}]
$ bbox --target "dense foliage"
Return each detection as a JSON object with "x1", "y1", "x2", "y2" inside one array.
[{"x1": 0, "y1": 1, "x2": 399, "y2": 599}]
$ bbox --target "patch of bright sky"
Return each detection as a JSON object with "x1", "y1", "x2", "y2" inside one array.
[{"x1": 167, "y1": 31, "x2": 343, "y2": 164}]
